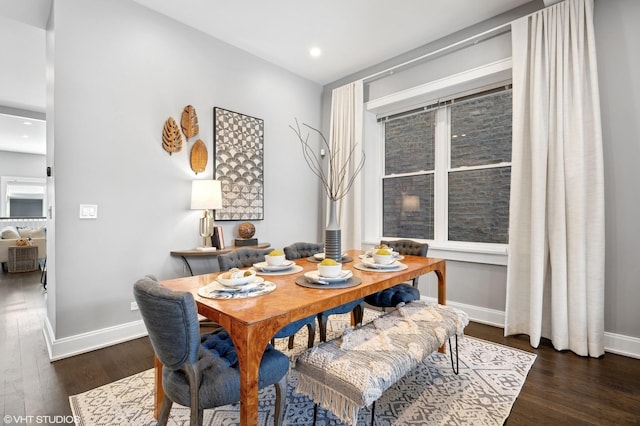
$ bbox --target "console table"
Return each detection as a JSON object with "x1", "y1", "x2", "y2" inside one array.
[
  {"x1": 171, "y1": 243, "x2": 271, "y2": 276},
  {"x1": 8, "y1": 246, "x2": 39, "y2": 273}
]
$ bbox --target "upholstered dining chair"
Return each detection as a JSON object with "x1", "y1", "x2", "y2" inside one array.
[
  {"x1": 284, "y1": 242, "x2": 364, "y2": 342},
  {"x1": 133, "y1": 275, "x2": 289, "y2": 426},
  {"x1": 217, "y1": 247, "x2": 317, "y2": 349},
  {"x1": 364, "y1": 239, "x2": 429, "y2": 309}
]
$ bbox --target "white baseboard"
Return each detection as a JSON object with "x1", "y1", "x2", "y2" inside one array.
[
  {"x1": 42, "y1": 298, "x2": 640, "y2": 361},
  {"x1": 421, "y1": 296, "x2": 640, "y2": 359},
  {"x1": 43, "y1": 317, "x2": 148, "y2": 361}
]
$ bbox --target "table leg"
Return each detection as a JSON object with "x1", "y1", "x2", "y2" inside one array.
[
  {"x1": 435, "y1": 261, "x2": 447, "y2": 353},
  {"x1": 435, "y1": 261, "x2": 446, "y2": 306},
  {"x1": 232, "y1": 323, "x2": 273, "y2": 426}
]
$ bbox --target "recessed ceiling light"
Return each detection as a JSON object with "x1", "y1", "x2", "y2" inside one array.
[
  {"x1": 309, "y1": 47, "x2": 322, "y2": 58},
  {"x1": 23, "y1": 121, "x2": 32, "y2": 125}
]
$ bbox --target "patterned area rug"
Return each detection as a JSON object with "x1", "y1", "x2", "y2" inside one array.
[{"x1": 70, "y1": 311, "x2": 536, "y2": 425}]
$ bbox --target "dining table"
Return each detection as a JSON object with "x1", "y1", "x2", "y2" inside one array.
[{"x1": 155, "y1": 249, "x2": 446, "y2": 426}]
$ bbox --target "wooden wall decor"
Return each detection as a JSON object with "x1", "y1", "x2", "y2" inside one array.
[
  {"x1": 190, "y1": 139, "x2": 208, "y2": 174},
  {"x1": 213, "y1": 107, "x2": 264, "y2": 220},
  {"x1": 162, "y1": 117, "x2": 182, "y2": 155},
  {"x1": 181, "y1": 105, "x2": 199, "y2": 140}
]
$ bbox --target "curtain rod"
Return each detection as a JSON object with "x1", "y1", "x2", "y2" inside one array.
[{"x1": 362, "y1": 21, "x2": 512, "y2": 84}]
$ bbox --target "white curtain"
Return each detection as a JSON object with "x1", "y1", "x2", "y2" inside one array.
[
  {"x1": 505, "y1": 0, "x2": 605, "y2": 357},
  {"x1": 329, "y1": 81, "x2": 364, "y2": 250}
]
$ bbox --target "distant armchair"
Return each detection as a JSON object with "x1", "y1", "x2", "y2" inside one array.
[
  {"x1": 133, "y1": 275, "x2": 288, "y2": 426},
  {"x1": 217, "y1": 247, "x2": 272, "y2": 272},
  {"x1": 364, "y1": 239, "x2": 428, "y2": 309},
  {"x1": 218, "y1": 247, "x2": 317, "y2": 349},
  {"x1": 283, "y1": 242, "x2": 323, "y2": 260}
]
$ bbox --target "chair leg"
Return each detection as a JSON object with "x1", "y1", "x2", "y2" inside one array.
[
  {"x1": 351, "y1": 302, "x2": 364, "y2": 327},
  {"x1": 370, "y1": 400, "x2": 376, "y2": 426},
  {"x1": 318, "y1": 313, "x2": 329, "y2": 342},
  {"x1": 273, "y1": 375, "x2": 287, "y2": 426},
  {"x1": 184, "y1": 363, "x2": 201, "y2": 426},
  {"x1": 158, "y1": 397, "x2": 173, "y2": 426},
  {"x1": 287, "y1": 335, "x2": 296, "y2": 350},
  {"x1": 306, "y1": 322, "x2": 316, "y2": 348}
]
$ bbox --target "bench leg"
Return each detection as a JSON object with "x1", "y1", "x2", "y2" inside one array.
[
  {"x1": 448, "y1": 334, "x2": 459, "y2": 374},
  {"x1": 313, "y1": 403, "x2": 318, "y2": 425}
]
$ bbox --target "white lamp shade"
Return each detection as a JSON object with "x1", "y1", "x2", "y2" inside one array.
[{"x1": 191, "y1": 180, "x2": 223, "y2": 210}]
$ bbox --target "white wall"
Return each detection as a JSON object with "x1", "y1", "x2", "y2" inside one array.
[
  {"x1": 0, "y1": 151, "x2": 45, "y2": 179},
  {"x1": 321, "y1": 0, "x2": 640, "y2": 356},
  {"x1": 48, "y1": 0, "x2": 323, "y2": 348}
]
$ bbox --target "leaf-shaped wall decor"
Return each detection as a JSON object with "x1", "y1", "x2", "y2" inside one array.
[
  {"x1": 181, "y1": 105, "x2": 199, "y2": 140},
  {"x1": 190, "y1": 139, "x2": 208, "y2": 174},
  {"x1": 162, "y1": 117, "x2": 183, "y2": 155}
]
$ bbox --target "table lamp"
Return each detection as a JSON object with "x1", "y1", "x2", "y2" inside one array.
[{"x1": 191, "y1": 180, "x2": 222, "y2": 249}]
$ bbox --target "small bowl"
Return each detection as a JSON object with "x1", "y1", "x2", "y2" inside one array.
[
  {"x1": 217, "y1": 268, "x2": 257, "y2": 288},
  {"x1": 318, "y1": 263, "x2": 342, "y2": 278},
  {"x1": 265, "y1": 254, "x2": 286, "y2": 266},
  {"x1": 373, "y1": 253, "x2": 395, "y2": 265},
  {"x1": 367, "y1": 248, "x2": 396, "y2": 258}
]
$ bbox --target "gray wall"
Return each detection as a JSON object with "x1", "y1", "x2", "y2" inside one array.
[
  {"x1": 595, "y1": 0, "x2": 640, "y2": 339},
  {"x1": 49, "y1": 0, "x2": 323, "y2": 339},
  {"x1": 321, "y1": 0, "x2": 640, "y2": 343}
]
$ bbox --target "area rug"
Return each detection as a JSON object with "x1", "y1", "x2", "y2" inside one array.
[{"x1": 70, "y1": 311, "x2": 536, "y2": 425}]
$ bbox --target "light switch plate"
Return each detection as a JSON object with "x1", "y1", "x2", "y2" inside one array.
[{"x1": 79, "y1": 204, "x2": 98, "y2": 219}]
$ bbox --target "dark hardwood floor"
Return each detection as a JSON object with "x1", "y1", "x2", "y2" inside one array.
[{"x1": 1, "y1": 271, "x2": 638, "y2": 425}]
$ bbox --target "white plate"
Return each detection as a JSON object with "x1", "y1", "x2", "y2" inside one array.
[
  {"x1": 361, "y1": 258, "x2": 403, "y2": 269},
  {"x1": 215, "y1": 276, "x2": 264, "y2": 290},
  {"x1": 252, "y1": 260, "x2": 295, "y2": 272},
  {"x1": 313, "y1": 252, "x2": 347, "y2": 260},
  {"x1": 304, "y1": 269, "x2": 353, "y2": 284},
  {"x1": 359, "y1": 253, "x2": 404, "y2": 261}
]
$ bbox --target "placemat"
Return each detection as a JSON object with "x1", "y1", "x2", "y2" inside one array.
[
  {"x1": 306, "y1": 255, "x2": 354, "y2": 264},
  {"x1": 295, "y1": 275, "x2": 362, "y2": 289},
  {"x1": 353, "y1": 262, "x2": 408, "y2": 272},
  {"x1": 251, "y1": 265, "x2": 303, "y2": 276},
  {"x1": 197, "y1": 281, "x2": 276, "y2": 299}
]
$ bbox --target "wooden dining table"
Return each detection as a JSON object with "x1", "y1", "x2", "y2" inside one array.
[{"x1": 155, "y1": 249, "x2": 446, "y2": 426}]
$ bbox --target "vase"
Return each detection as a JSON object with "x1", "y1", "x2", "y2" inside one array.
[{"x1": 325, "y1": 199, "x2": 342, "y2": 262}]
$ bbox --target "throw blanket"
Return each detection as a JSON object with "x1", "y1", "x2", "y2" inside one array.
[{"x1": 295, "y1": 302, "x2": 469, "y2": 425}]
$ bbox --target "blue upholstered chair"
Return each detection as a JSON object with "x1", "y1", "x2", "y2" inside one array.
[
  {"x1": 364, "y1": 239, "x2": 428, "y2": 309},
  {"x1": 133, "y1": 275, "x2": 288, "y2": 426},
  {"x1": 218, "y1": 247, "x2": 317, "y2": 349},
  {"x1": 284, "y1": 242, "x2": 364, "y2": 342}
]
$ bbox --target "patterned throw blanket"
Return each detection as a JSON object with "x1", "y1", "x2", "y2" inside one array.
[{"x1": 295, "y1": 302, "x2": 469, "y2": 425}]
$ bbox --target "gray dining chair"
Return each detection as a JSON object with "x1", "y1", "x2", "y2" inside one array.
[
  {"x1": 364, "y1": 239, "x2": 428, "y2": 309},
  {"x1": 284, "y1": 242, "x2": 364, "y2": 342},
  {"x1": 133, "y1": 275, "x2": 288, "y2": 426},
  {"x1": 217, "y1": 247, "x2": 317, "y2": 349}
]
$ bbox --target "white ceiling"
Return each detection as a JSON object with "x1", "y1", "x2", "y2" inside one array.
[
  {"x1": 132, "y1": 0, "x2": 532, "y2": 85},
  {"x1": 0, "y1": 0, "x2": 535, "y2": 155}
]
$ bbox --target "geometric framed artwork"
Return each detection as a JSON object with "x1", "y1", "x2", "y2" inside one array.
[{"x1": 213, "y1": 107, "x2": 264, "y2": 220}]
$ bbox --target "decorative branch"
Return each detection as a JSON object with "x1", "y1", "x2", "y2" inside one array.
[{"x1": 290, "y1": 118, "x2": 365, "y2": 201}]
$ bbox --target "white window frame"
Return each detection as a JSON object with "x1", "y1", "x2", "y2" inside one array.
[{"x1": 365, "y1": 59, "x2": 512, "y2": 265}]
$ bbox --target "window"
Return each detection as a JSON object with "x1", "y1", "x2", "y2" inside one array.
[{"x1": 382, "y1": 88, "x2": 512, "y2": 248}]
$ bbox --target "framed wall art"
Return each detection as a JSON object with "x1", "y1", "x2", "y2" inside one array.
[{"x1": 213, "y1": 107, "x2": 264, "y2": 220}]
